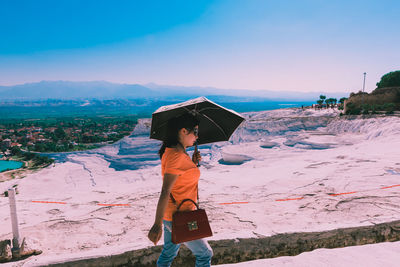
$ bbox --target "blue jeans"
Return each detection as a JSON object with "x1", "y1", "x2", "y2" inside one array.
[{"x1": 157, "y1": 220, "x2": 213, "y2": 267}]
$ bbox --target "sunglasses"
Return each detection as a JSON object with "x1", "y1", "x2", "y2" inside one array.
[{"x1": 187, "y1": 128, "x2": 199, "y2": 136}]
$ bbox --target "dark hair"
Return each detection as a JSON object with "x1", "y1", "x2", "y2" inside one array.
[{"x1": 158, "y1": 113, "x2": 199, "y2": 159}]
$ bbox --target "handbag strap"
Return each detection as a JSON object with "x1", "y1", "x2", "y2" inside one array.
[
  {"x1": 176, "y1": 199, "x2": 199, "y2": 211},
  {"x1": 170, "y1": 184, "x2": 199, "y2": 210}
]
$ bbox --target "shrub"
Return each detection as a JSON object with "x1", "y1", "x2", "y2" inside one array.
[
  {"x1": 345, "y1": 102, "x2": 361, "y2": 115},
  {"x1": 383, "y1": 103, "x2": 396, "y2": 114},
  {"x1": 371, "y1": 104, "x2": 378, "y2": 114},
  {"x1": 361, "y1": 104, "x2": 371, "y2": 115},
  {"x1": 31, "y1": 155, "x2": 54, "y2": 167}
]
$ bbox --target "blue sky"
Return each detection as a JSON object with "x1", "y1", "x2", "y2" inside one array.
[{"x1": 1, "y1": 0, "x2": 399, "y2": 93}]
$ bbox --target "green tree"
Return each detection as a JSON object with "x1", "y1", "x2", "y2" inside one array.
[
  {"x1": 34, "y1": 143, "x2": 45, "y2": 152},
  {"x1": 339, "y1": 97, "x2": 348, "y2": 104},
  {"x1": 376, "y1": 70, "x2": 400, "y2": 88},
  {"x1": 10, "y1": 146, "x2": 22, "y2": 156},
  {"x1": 326, "y1": 98, "x2": 337, "y2": 105},
  {"x1": 317, "y1": 95, "x2": 327, "y2": 108},
  {"x1": 54, "y1": 127, "x2": 66, "y2": 140}
]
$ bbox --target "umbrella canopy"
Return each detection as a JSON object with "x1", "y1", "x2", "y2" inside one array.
[{"x1": 150, "y1": 97, "x2": 245, "y2": 145}]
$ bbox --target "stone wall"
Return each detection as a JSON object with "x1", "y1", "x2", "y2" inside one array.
[{"x1": 43, "y1": 220, "x2": 400, "y2": 267}]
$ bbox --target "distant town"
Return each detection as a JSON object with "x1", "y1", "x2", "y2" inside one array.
[{"x1": 0, "y1": 116, "x2": 137, "y2": 155}]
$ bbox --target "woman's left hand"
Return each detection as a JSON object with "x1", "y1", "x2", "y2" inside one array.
[
  {"x1": 148, "y1": 223, "x2": 162, "y2": 245},
  {"x1": 192, "y1": 151, "x2": 202, "y2": 164}
]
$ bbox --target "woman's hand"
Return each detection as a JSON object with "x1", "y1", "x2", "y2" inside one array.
[
  {"x1": 192, "y1": 151, "x2": 202, "y2": 164},
  {"x1": 148, "y1": 223, "x2": 162, "y2": 245}
]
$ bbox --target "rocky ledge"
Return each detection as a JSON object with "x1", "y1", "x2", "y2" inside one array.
[{"x1": 29, "y1": 220, "x2": 400, "y2": 267}]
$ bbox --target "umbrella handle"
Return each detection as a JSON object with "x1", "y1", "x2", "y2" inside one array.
[{"x1": 194, "y1": 142, "x2": 200, "y2": 167}]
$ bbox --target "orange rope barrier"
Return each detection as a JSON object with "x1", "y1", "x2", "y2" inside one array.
[
  {"x1": 29, "y1": 200, "x2": 130, "y2": 207},
  {"x1": 218, "y1": 201, "x2": 249, "y2": 205},
  {"x1": 329, "y1": 191, "x2": 357, "y2": 196},
  {"x1": 31, "y1": 200, "x2": 67, "y2": 204},
  {"x1": 381, "y1": 184, "x2": 400, "y2": 189},
  {"x1": 275, "y1": 197, "x2": 304, "y2": 202}
]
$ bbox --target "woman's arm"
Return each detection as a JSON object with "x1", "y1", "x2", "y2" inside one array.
[{"x1": 148, "y1": 173, "x2": 178, "y2": 245}]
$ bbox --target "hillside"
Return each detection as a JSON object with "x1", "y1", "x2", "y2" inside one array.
[{"x1": 345, "y1": 87, "x2": 400, "y2": 113}]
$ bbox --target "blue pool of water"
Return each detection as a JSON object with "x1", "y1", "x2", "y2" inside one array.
[{"x1": 0, "y1": 160, "x2": 23, "y2": 172}]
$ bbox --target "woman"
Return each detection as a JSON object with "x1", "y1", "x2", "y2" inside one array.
[{"x1": 148, "y1": 113, "x2": 213, "y2": 267}]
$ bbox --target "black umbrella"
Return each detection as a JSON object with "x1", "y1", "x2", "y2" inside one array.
[{"x1": 150, "y1": 97, "x2": 245, "y2": 145}]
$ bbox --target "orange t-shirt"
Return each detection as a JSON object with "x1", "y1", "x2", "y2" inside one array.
[{"x1": 161, "y1": 147, "x2": 200, "y2": 221}]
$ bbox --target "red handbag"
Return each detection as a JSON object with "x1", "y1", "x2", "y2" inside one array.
[{"x1": 170, "y1": 197, "x2": 213, "y2": 244}]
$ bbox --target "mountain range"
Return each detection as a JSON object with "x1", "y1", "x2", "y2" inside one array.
[{"x1": 0, "y1": 80, "x2": 348, "y2": 101}]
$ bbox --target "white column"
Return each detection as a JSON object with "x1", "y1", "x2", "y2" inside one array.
[{"x1": 8, "y1": 188, "x2": 20, "y2": 252}]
